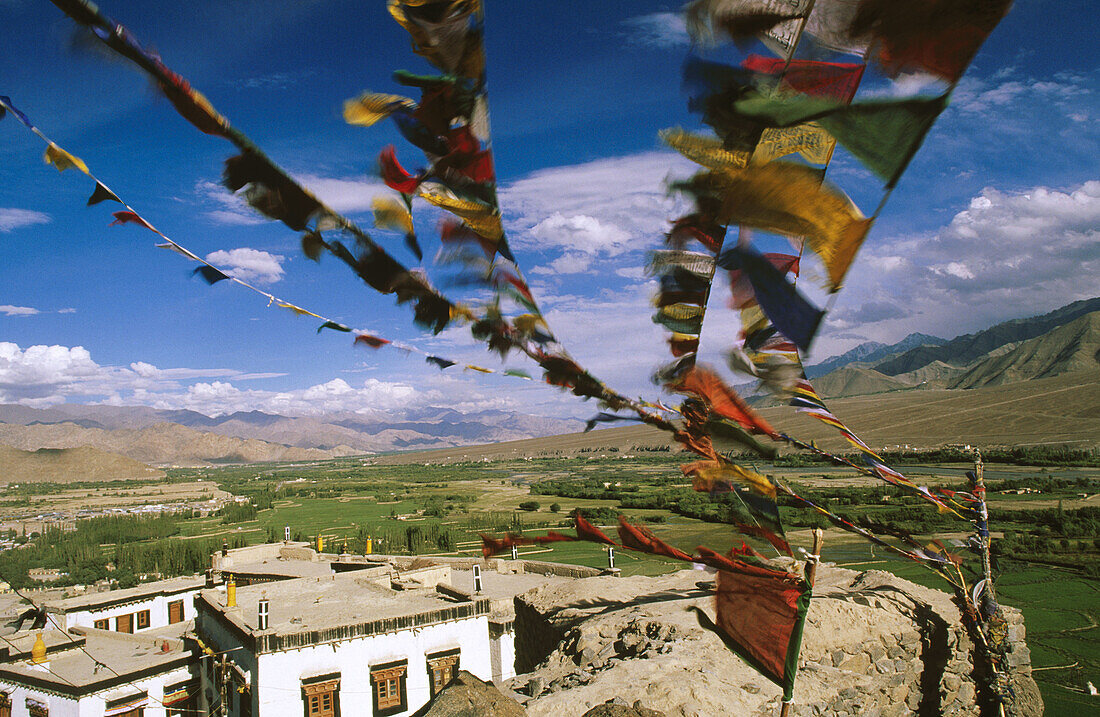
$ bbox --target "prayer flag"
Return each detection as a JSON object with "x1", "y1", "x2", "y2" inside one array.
[
  {"x1": 354, "y1": 333, "x2": 391, "y2": 349},
  {"x1": 192, "y1": 265, "x2": 230, "y2": 284},
  {"x1": 710, "y1": 555, "x2": 812, "y2": 701},
  {"x1": 343, "y1": 92, "x2": 417, "y2": 127},
  {"x1": 86, "y1": 182, "x2": 121, "y2": 206},
  {"x1": 669, "y1": 365, "x2": 779, "y2": 438},
  {"x1": 718, "y1": 244, "x2": 824, "y2": 351},
  {"x1": 617, "y1": 517, "x2": 694, "y2": 562},
  {"x1": 109, "y1": 211, "x2": 152, "y2": 230},
  {"x1": 679, "y1": 164, "x2": 870, "y2": 289},
  {"x1": 44, "y1": 144, "x2": 88, "y2": 174},
  {"x1": 741, "y1": 55, "x2": 865, "y2": 102},
  {"x1": 850, "y1": 0, "x2": 1012, "y2": 82}
]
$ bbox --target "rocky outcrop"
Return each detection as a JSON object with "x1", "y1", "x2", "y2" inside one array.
[
  {"x1": 414, "y1": 670, "x2": 526, "y2": 717},
  {"x1": 510, "y1": 565, "x2": 1042, "y2": 717}
]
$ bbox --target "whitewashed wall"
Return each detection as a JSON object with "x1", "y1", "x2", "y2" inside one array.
[
  {"x1": 251, "y1": 615, "x2": 492, "y2": 717},
  {"x1": 0, "y1": 663, "x2": 191, "y2": 717},
  {"x1": 62, "y1": 590, "x2": 199, "y2": 632}
]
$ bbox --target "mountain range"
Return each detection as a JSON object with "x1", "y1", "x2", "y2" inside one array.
[
  {"x1": 0, "y1": 403, "x2": 583, "y2": 474},
  {"x1": 804, "y1": 297, "x2": 1100, "y2": 398},
  {"x1": 1, "y1": 298, "x2": 1097, "y2": 476}
]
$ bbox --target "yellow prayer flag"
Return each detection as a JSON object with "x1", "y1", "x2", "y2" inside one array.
[
  {"x1": 704, "y1": 163, "x2": 871, "y2": 289},
  {"x1": 660, "y1": 127, "x2": 750, "y2": 172},
  {"x1": 371, "y1": 196, "x2": 414, "y2": 235},
  {"x1": 418, "y1": 190, "x2": 503, "y2": 240},
  {"x1": 753, "y1": 123, "x2": 836, "y2": 166},
  {"x1": 690, "y1": 460, "x2": 778, "y2": 500},
  {"x1": 44, "y1": 144, "x2": 89, "y2": 174},
  {"x1": 276, "y1": 302, "x2": 323, "y2": 319},
  {"x1": 464, "y1": 364, "x2": 493, "y2": 374},
  {"x1": 343, "y1": 93, "x2": 416, "y2": 128}
]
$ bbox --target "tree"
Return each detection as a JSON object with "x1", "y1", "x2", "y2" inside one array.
[
  {"x1": 550, "y1": 503, "x2": 561, "y2": 513},
  {"x1": 519, "y1": 501, "x2": 541, "y2": 512}
]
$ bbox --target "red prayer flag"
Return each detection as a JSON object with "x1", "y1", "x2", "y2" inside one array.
[
  {"x1": 573, "y1": 513, "x2": 617, "y2": 546},
  {"x1": 379, "y1": 145, "x2": 422, "y2": 194},
  {"x1": 617, "y1": 517, "x2": 694, "y2": 562},
  {"x1": 697, "y1": 547, "x2": 811, "y2": 701},
  {"x1": 109, "y1": 211, "x2": 152, "y2": 230},
  {"x1": 670, "y1": 366, "x2": 780, "y2": 438},
  {"x1": 742, "y1": 55, "x2": 866, "y2": 103},
  {"x1": 354, "y1": 333, "x2": 391, "y2": 349}
]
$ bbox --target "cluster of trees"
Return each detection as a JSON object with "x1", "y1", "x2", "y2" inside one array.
[{"x1": 0, "y1": 514, "x2": 244, "y2": 589}]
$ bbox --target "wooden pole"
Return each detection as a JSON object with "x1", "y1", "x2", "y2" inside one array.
[{"x1": 780, "y1": 528, "x2": 825, "y2": 717}]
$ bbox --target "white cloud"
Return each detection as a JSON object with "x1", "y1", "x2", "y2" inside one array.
[
  {"x1": 529, "y1": 253, "x2": 593, "y2": 275},
  {"x1": 0, "y1": 208, "x2": 50, "y2": 233},
  {"x1": 0, "y1": 343, "x2": 286, "y2": 409},
  {"x1": 827, "y1": 180, "x2": 1100, "y2": 350},
  {"x1": 294, "y1": 173, "x2": 385, "y2": 215},
  {"x1": 205, "y1": 248, "x2": 285, "y2": 284},
  {"x1": 501, "y1": 151, "x2": 695, "y2": 262},
  {"x1": 529, "y1": 214, "x2": 632, "y2": 256},
  {"x1": 0, "y1": 305, "x2": 40, "y2": 316},
  {"x1": 621, "y1": 12, "x2": 689, "y2": 48},
  {"x1": 196, "y1": 181, "x2": 266, "y2": 226},
  {"x1": 198, "y1": 172, "x2": 385, "y2": 226}
]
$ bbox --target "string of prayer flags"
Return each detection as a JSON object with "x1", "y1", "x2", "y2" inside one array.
[
  {"x1": 51, "y1": 0, "x2": 463, "y2": 337},
  {"x1": 675, "y1": 164, "x2": 870, "y2": 290},
  {"x1": 718, "y1": 244, "x2": 824, "y2": 352},
  {"x1": 849, "y1": 0, "x2": 1012, "y2": 82}
]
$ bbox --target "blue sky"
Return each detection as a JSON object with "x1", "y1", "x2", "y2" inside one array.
[{"x1": 1, "y1": 0, "x2": 1097, "y2": 419}]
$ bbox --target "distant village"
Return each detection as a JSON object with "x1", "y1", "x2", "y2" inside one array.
[{"x1": 0, "y1": 536, "x2": 605, "y2": 716}]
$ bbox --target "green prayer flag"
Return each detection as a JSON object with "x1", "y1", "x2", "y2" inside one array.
[{"x1": 733, "y1": 93, "x2": 949, "y2": 187}]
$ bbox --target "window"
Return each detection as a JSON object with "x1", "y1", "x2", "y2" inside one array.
[
  {"x1": 136, "y1": 609, "x2": 150, "y2": 630},
  {"x1": 426, "y1": 649, "x2": 460, "y2": 698},
  {"x1": 93, "y1": 618, "x2": 109, "y2": 630},
  {"x1": 301, "y1": 675, "x2": 340, "y2": 717},
  {"x1": 115, "y1": 613, "x2": 133, "y2": 633},
  {"x1": 369, "y1": 660, "x2": 407, "y2": 716},
  {"x1": 164, "y1": 680, "x2": 196, "y2": 717},
  {"x1": 0, "y1": 691, "x2": 11, "y2": 717},
  {"x1": 26, "y1": 699, "x2": 47, "y2": 717},
  {"x1": 114, "y1": 710, "x2": 142, "y2": 717},
  {"x1": 167, "y1": 599, "x2": 184, "y2": 624}
]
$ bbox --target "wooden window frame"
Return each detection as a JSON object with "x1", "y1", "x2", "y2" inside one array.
[
  {"x1": 136, "y1": 609, "x2": 151, "y2": 630},
  {"x1": 425, "y1": 648, "x2": 460, "y2": 698},
  {"x1": 369, "y1": 660, "x2": 407, "y2": 717},
  {"x1": 0, "y1": 691, "x2": 11, "y2": 717},
  {"x1": 93, "y1": 618, "x2": 109, "y2": 630},
  {"x1": 167, "y1": 599, "x2": 184, "y2": 624},
  {"x1": 115, "y1": 613, "x2": 133, "y2": 634},
  {"x1": 26, "y1": 699, "x2": 48, "y2": 717},
  {"x1": 301, "y1": 674, "x2": 340, "y2": 717}
]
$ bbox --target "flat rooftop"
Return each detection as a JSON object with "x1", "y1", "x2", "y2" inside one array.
[
  {"x1": 0, "y1": 628, "x2": 190, "y2": 695},
  {"x1": 199, "y1": 572, "x2": 490, "y2": 651},
  {"x1": 43, "y1": 575, "x2": 205, "y2": 613}
]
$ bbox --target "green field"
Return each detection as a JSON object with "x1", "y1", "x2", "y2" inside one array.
[{"x1": 4, "y1": 452, "x2": 1096, "y2": 711}]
